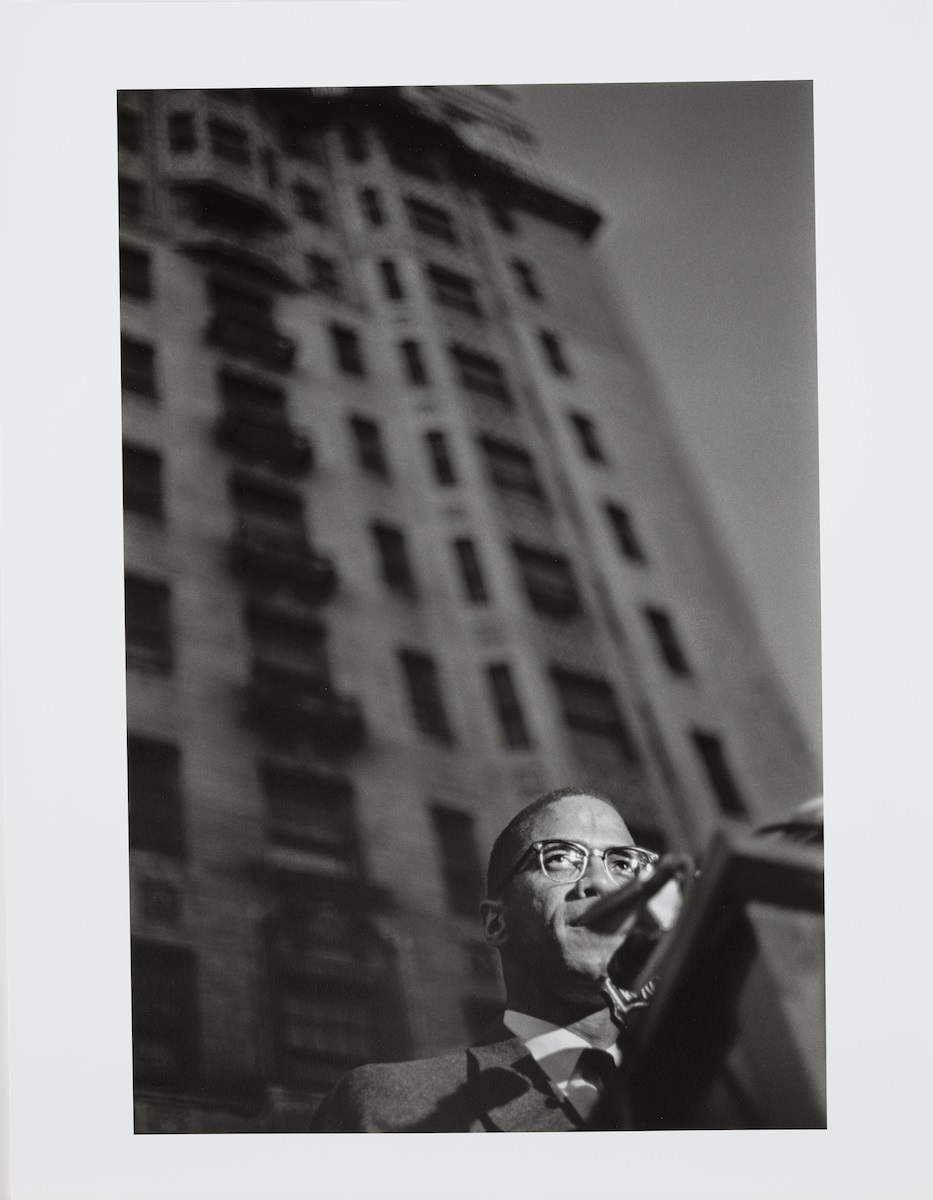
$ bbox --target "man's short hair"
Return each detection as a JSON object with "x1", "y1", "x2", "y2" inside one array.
[{"x1": 485, "y1": 785, "x2": 620, "y2": 897}]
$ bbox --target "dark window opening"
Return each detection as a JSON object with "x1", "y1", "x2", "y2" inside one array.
[
  {"x1": 605, "y1": 503, "x2": 646, "y2": 563},
  {"x1": 118, "y1": 107, "x2": 143, "y2": 153},
  {"x1": 453, "y1": 538, "x2": 488, "y2": 603},
  {"x1": 644, "y1": 607, "x2": 692, "y2": 675},
  {"x1": 125, "y1": 574, "x2": 172, "y2": 672},
  {"x1": 306, "y1": 253, "x2": 341, "y2": 295},
  {"x1": 692, "y1": 731, "x2": 748, "y2": 817},
  {"x1": 488, "y1": 200, "x2": 517, "y2": 233},
  {"x1": 379, "y1": 258, "x2": 404, "y2": 300},
  {"x1": 261, "y1": 762, "x2": 357, "y2": 869},
  {"x1": 127, "y1": 735, "x2": 184, "y2": 857},
  {"x1": 427, "y1": 265, "x2": 482, "y2": 316},
  {"x1": 400, "y1": 339, "x2": 428, "y2": 386},
  {"x1": 247, "y1": 604, "x2": 329, "y2": 680},
  {"x1": 208, "y1": 117, "x2": 250, "y2": 164},
  {"x1": 123, "y1": 444, "x2": 163, "y2": 518},
  {"x1": 486, "y1": 663, "x2": 531, "y2": 747},
  {"x1": 119, "y1": 177, "x2": 145, "y2": 223},
  {"x1": 349, "y1": 416, "x2": 389, "y2": 477},
  {"x1": 399, "y1": 649, "x2": 454, "y2": 742},
  {"x1": 450, "y1": 345, "x2": 511, "y2": 403},
  {"x1": 480, "y1": 436, "x2": 543, "y2": 497},
  {"x1": 293, "y1": 183, "x2": 329, "y2": 224},
  {"x1": 281, "y1": 126, "x2": 323, "y2": 163},
  {"x1": 550, "y1": 667, "x2": 636, "y2": 759},
  {"x1": 120, "y1": 244, "x2": 151, "y2": 299},
  {"x1": 372, "y1": 524, "x2": 417, "y2": 595},
  {"x1": 431, "y1": 806, "x2": 485, "y2": 914},
  {"x1": 511, "y1": 259, "x2": 542, "y2": 299},
  {"x1": 405, "y1": 196, "x2": 458, "y2": 243},
  {"x1": 219, "y1": 367, "x2": 286, "y2": 416},
  {"x1": 359, "y1": 186, "x2": 385, "y2": 227},
  {"x1": 425, "y1": 431, "x2": 457, "y2": 486},
  {"x1": 121, "y1": 336, "x2": 158, "y2": 399},
  {"x1": 388, "y1": 138, "x2": 442, "y2": 181},
  {"x1": 513, "y1": 543, "x2": 581, "y2": 618},
  {"x1": 208, "y1": 277, "x2": 273, "y2": 323},
  {"x1": 330, "y1": 324, "x2": 365, "y2": 376},
  {"x1": 231, "y1": 471, "x2": 306, "y2": 539},
  {"x1": 168, "y1": 111, "x2": 196, "y2": 153},
  {"x1": 540, "y1": 329, "x2": 571, "y2": 376},
  {"x1": 570, "y1": 413, "x2": 605, "y2": 462},
  {"x1": 131, "y1": 941, "x2": 198, "y2": 1088}
]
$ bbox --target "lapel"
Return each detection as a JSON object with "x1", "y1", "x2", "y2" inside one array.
[{"x1": 466, "y1": 1029, "x2": 582, "y2": 1133}]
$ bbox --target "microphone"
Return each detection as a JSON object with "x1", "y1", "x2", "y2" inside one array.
[{"x1": 568, "y1": 853, "x2": 695, "y2": 932}]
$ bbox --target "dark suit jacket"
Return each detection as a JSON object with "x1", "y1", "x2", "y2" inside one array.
[{"x1": 309, "y1": 1023, "x2": 591, "y2": 1133}]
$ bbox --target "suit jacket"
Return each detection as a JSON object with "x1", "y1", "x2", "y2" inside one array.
[{"x1": 309, "y1": 1022, "x2": 592, "y2": 1133}]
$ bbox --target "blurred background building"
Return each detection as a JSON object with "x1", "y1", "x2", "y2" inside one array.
[{"x1": 119, "y1": 84, "x2": 821, "y2": 1132}]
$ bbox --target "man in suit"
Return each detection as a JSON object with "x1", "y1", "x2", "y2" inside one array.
[{"x1": 310, "y1": 786, "x2": 658, "y2": 1132}]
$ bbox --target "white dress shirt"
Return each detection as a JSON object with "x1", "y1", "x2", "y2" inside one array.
[{"x1": 502, "y1": 1009, "x2": 622, "y2": 1122}]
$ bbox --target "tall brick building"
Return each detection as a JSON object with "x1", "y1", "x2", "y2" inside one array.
[{"x1": 119, "y1": 85, "x2": 820, "y2": 1132}]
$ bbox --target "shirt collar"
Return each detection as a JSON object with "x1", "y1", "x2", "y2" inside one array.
[{"x1": 502, "y1": 1009, "x2": 622, "y2": 1090}]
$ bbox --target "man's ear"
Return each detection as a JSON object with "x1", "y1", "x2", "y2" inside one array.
[{"x1": 479, "y1": 898, "x2": 508, "y2": 948}]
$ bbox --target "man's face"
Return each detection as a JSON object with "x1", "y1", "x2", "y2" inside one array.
[{"x1": 492, "y1": 794, "x2": 635, "y2": 1008}]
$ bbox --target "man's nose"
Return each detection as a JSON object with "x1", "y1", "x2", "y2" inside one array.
[{"x1": 570, "y1": 853, "x2": 616, "y2": 898}]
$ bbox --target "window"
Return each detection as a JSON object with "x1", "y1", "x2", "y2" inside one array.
[
  {"x1": 232, "y1": 471, "x2": 306, "y2": 539},
  {"x1": 359, "y1": 186, "x2": 385, "y2": 227},
  {"x1": 644, "y1": 607, "x2": 691, "y2": 675},
  {"x1": 372, "y1": 524, "x2": 417, "y2": 594},
  {"x1": 511, "y1": 259, "x2": 542, "y2": 299},
  {"x1": 480, "y1": 436, "x2": 543, "y2": 497},
  {"x1": 293, "y1": 183, "x2": 328, "y2": 223},
  {"x1": 349, "y1": 416, "x2": 389, "y2": 477},
  {"x1": 261, "y1": 762, "x2": 357, "y2": 870},
  {"x1": 488, "y1": 200, "x2": 517, "y2": 233},
  {"x1": 399, "y1": 339, "x2": 428, "y2": 385},
  {"x1": 605, "y1": 503, "x2": 646, "y2": 563},
  {"x1": 208, "y1": 117, "x2": 250, "y2": 164},
  {"x1": 330, "y1": 324, "x2": 365, "y2": 375},
  {"x1": 305, "y1": 253, "x2": 341, "y2": 295},
  {"x1": 168, "y1": 111, "x2": 196, "y2": 152},
  {"x1": 513, "y1": 543, "x2": 581, "y2": 617},
  {"x1": 274, "y1": 983, "x2": 375, "y2": 1068},
  {"x1": 691, "y1": 730, "x2": 747, "y2": 817},
  {"x1": 118, "y1": 176, "x2": 145, "y2": 222},
  {"x1": 427, "y1": 265, "x2": 482, "y2": 316},
  {"x1": 121, "y1": 336, "x2": 158, "y2": 399},
  {"x1": 123, "y1": 444, "x2": 163, "y2": 518},
  {"x1": 540, "y1": 329, "x2": 571, "y2": 376},
  {"x1": 127, "y1": 735, "x2": 184, "y2": 857},
  {"x1": 430, "y1": 806, "x2": 485, "y2": 914},
  {"x1": 425, "y1": 431, "x2": 457, "y2": 486},
  {"x1": 388, "y1": 139, "x2": 441, "y2": 181},
  {"x1": 486, "y1": 664, "x2": 531, "y2": 747},
  {"x1": 379, "y1": 259, "x2": 404, "y2": 300},
  {"x1": 125, "y1": 574, "x2": 172, "y2": 672},
  {"x1": 208, "y1": 277, "x2": 273, "y2": 323},
  {"x1": 119, "y1": 244, "x2": 151, "y2": 299},
  {"x1": 550, "y1": 667, "x2": 635, "y2": 758},
  {"x1": 449, "y1": 346, "x2": 511, "y2": 403},
  {"x1": 118, "y1": 106, "x2": 142, "y2": 153},
  {"x1": 219, "y1": 367, "x2": 286, "y2": 416},
  {"x1": 399, "y1": 649, "x2": 454, "y2": 741},
  {"x1": 570, "y1": 413, "x2": 605, "y2": 462},
  {"x1": 131, "y1": 941, "x2": 198, "y2": 1088},
  {"x1": 341, "y1": 125, "x2": 368, "y2": 162},
  {"x1": 247, "y1": 604, "x2": 328, "y2": 679},
  {"x1": 405, "y1": 196, "x2": 458, "y2": 243},
  {"x1": 452, "y1": 538, "x2": 488, "y2": 603}
]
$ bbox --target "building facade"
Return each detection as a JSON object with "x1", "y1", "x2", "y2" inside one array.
[{"x1": 119, "y1": 85, "x2": 820, "y2": 1132}]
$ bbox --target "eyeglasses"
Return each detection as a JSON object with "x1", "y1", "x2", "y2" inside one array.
[{"x1": 492, "y1": 839, "x2": 659, "y2": 896}]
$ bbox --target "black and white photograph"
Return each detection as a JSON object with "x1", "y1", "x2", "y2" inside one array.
[{"x1": 1, "y1": 2, "x2": 929, "y2": 1197}]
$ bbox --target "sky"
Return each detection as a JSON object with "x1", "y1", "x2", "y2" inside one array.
[{"x1": 516, "y1": 82, "x2": 822, "y2": 760}]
